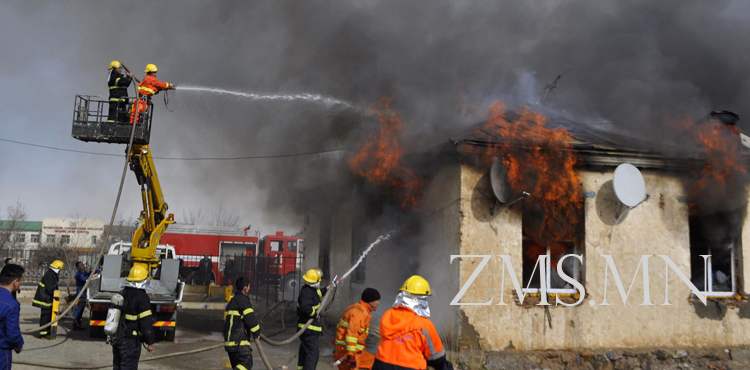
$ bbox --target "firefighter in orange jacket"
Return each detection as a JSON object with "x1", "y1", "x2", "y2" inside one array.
[
  {"x1": 129, "y1": 63, "x2": 175, "y2": 124},
  {"x1": 334, "y1": 288, "x2": 381, "y2": 370},
  {"x1": 372, "y1": 276, "x2": 454, "y2": 370}
]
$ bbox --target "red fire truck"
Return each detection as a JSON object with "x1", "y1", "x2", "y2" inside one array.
[{"x1": 160, "y1": 225, "x2": 304, "y2": 289}]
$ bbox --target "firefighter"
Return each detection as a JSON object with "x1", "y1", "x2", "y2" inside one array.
[
  {"x1": 372, "y1": 275, "x2": 454, "y2": 370},
  {"x1": 32, "y1": 259, "x2": 63, "y2": 338},
  {"x1": 334, "y1": 288, "x2": 381, "y2": 370},
  {"x1": 112, "y1": 264, "x2": 156, "y2": 370},
  {"x1": 129, "y1": 63, "x2": 175, "y2": 125},
  {"x1": 297, "y1": 267, "x2": 327, "y2": 370},
  {"x1": 107, "y1": 60, "x2": 133, "y2": 123},
  {"x1": 224, "y1": 277, "x2": 261, "y2": 370}
]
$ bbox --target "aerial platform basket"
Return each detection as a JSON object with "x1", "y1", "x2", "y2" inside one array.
[{"x1": 72, "y1": 95, "x2": 153, "y2": 145}]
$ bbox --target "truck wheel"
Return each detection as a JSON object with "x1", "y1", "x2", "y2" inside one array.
[
  {"x1": 162, "y1": 329, "x2": 176, "y2": 342},
  {"x1": 282, "y1": 273, "x2": 299, "y2": 302}
]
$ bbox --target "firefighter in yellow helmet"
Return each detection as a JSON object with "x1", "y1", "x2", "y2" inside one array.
[
  {"x1": 112, "y1": 263, "x2": 156, "y2": 370},
  {"x1": 129, "y1": 63, "x2": 175, "y2": 125},
  {"x1": 372, "y1": 275, "x2": 454, "y2": 370},
  {"x1": 32, "y1": 260, "x2": 63, "y2": 338},
  {"x1": 106, "y1": 59, "x2": 133, "y2": 123},
  {"x1": 297, "y1": 268, "x2": 326, "y2": 369}
]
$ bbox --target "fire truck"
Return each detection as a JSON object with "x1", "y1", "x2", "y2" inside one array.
[{"x1": 159, "y1": 225, "x2": 304, "y2": 300}]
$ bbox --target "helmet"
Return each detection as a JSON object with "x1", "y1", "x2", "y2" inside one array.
[
  {"x1": 144, "y1": 63, "x2": 158, "y2": 73},
  {"x1": 108, "y1": 60, "x2": 122, "y2": 70},
  {"x1": 126, "y1": 264, "x2": 149, "y2": 282},
  {"x1": 400, "y1": 275, "x2": 431, "y2": 296},
  {"x1": 49, "y1": 260, "x2": 65, "y2": 270},
  {"x1": 302, "y1": 268, "x2": 323, "y2": 284}
]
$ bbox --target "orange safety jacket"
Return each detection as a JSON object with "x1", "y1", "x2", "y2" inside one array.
[
  {"x1": 137, "y1": 74, "x2": 172, "y2": 97},
  {"x1": 130, "y1": 74, "x2": 172, "y2": 124},
  {"x1": 374, "y1": 306, "x2": 445, "y2": 370},
  {"x1": 334, "y1": 300, "x2": 375, "y2": 369}
]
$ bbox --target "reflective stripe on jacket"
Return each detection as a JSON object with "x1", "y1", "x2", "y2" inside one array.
[
  {"x1": 137, "y1": 74, "x2": 170, "y2": 97},
  {"x1": 223, "y1": 293, "x2": 260, "y2": 350},
  {"x1": 120, "y1": 286, "x2": 156, "y2": 345},
  {"x1": 107, "y1": 70, "x2": 132, "y2": 98},
  {"x1": 374, "y1": 306, "x2": 445, "y2": 370},
  {"x1": 334, "y1": 300, "x2": 372, "y2": 354},
  {"x1": 297, "y1": 284, "x2": 326, "y2": 333},
  {"x1": 32, "y1": 269, "x2": 58, "y2": 309}
]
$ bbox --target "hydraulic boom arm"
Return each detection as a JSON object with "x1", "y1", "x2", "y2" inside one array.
[{"x1": 129, "y1": 143, "x2": 174, "y2": 271}]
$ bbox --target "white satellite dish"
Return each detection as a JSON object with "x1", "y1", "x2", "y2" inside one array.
[
  {"x1": 490, "y1": 157, "x2": 511, "y2": 203},
  {"x1": 489, "y1": 157, "x2": 529, "y2": 206},
  {"x1": 613, "y1": 163, "x2": 647, "y2": 208}
]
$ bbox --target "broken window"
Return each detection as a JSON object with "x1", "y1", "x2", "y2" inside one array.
[
  {"x1": 689, "y1": 211, "x2": 742, "y2": 296},
  {"x1": 522, "y1": 205, "x2": 584, "y2": 294}
]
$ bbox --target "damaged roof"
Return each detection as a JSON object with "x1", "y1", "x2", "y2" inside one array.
[{"x1": 454, "y1": 111, "x2": 750, "y2": 170}]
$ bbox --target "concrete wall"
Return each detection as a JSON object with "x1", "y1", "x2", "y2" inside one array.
[{"x1": 457, "y1": 164, "x2": 750, "y2": 352}]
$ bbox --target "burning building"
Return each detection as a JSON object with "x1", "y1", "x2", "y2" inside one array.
[{"x1": 301, "y1": 104, "x2": 750, "y2": 365}]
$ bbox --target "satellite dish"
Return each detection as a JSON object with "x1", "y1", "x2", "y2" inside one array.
[
  {"x1": 490, "y1": 157, "x2": 530, "y2": 206},
  {"x1": 490, "y1": 157, "x2": 512, "y2": 203},
  {"x1": 613, "y1": 163, "x2": 646, "y2": 208}
]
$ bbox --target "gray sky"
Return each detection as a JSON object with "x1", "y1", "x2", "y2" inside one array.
[{"x1": 1, "y1": 0, "x2": 749, "y2": 231}]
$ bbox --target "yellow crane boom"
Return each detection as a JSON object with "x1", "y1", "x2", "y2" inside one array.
[{"x1": 128, "y1": 143, "x2": 174, "y2": 272}]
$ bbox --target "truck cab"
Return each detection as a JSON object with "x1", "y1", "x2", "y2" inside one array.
[
  {"x1": 252, "y1": 232, "x2": 303, "y2": 301},
  {"x1": 108, "y1": 241, "x2": 176, "y2": 260}
]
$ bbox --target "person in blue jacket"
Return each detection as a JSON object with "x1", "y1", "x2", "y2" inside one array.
[
  {"x1": 0, "y1": 264, "x2": 25, "y2": 369},
  {"x1": 73, "y1": 261, "x2": 91, "y2": 330}
]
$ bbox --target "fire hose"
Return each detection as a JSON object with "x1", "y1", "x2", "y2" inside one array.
[
  {"x1": 15, "y1": 232, "x2": 393, "y2": 369},
  {"x1": 258, "y1": 232, "x2": 392, "y2": 347},
  {"x1": 15, "y1": 74, "x2": 393, "y2": 367}
]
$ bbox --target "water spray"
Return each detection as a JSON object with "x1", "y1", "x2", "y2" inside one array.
[{"x1": 177, "y1": 85, "x2": 360, "y2": 112}]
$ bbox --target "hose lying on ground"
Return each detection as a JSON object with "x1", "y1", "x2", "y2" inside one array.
[{"x1": 16, "y1": 231, "x2": 393, "y2": 368}]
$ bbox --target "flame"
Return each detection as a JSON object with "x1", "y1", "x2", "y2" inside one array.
[
  {"x1": 349, "y1": 98, "x2": 422, "y2": 208},
  {"x1": 481, "y1": 102, "x2": 582, "y2": 243},
  {"x1": 682, "y1": 117, "x2": 747, "y2": 210}
]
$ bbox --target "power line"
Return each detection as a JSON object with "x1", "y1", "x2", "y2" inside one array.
[{"x1": 0, "y1": 136, "x2": 347, "y2": 160}]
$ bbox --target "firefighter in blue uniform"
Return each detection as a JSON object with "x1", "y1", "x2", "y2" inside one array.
[
  {"x1": 32, "y1": 259, "x2": 63, "y2": 338},
  {"x1": 297, "y1": 268, "x2": 328, "y2": 370},
  {"x1": 112, "y1": 264, "x2": 156, "y2": 370},
  {"x1": 223, "y1": 277, "x2": 261, "y2": 370}
]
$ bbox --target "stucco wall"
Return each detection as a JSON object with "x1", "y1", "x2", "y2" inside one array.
[{"x1": 458, "y1": 164, "x2": 750, "y2": 351}]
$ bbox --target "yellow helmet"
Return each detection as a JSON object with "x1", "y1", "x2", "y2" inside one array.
[
  {"x1": 144, "y1": 63, "x2": 158, "y2": 73},
  {"x1": 108, "y1": 60, "x2": 122, "y2": 70},
  {"x1": 50, "y1": 260, "x2": 65, "y2": 270},
  {"x1": 127, "y1": 264, "x2": 149, "y2": 282},
  {"x1": 302, "y1": 268, "x2": 323, "y2": 284},
  {"x1": 400, "y1": 275, "x2": 431, "y2": 296}
]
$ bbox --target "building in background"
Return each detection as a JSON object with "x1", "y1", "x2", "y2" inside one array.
[
  {"x1": 0, "y1": 220, "x2": 43, "y2": 250},
  {"x1": 41, "y1": 218, "x2": 105, "y2": 250}
]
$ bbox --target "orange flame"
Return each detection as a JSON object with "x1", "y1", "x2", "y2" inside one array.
[
  {"x1": 349, "y1": 99, "x2": 422, "y2": 208},
  {"x1": 480, "y1": 102, "x2": 582, "y2": 243},
  {"x1": 680, "y1": 117, "x2": 747, "y2": 209}
]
